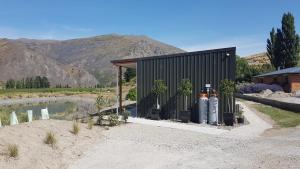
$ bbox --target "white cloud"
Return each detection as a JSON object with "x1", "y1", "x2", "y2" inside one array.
[{"x1": 181, "y1": 37, "x2": 266, "y2": 57}]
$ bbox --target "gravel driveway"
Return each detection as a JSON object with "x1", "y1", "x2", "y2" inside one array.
[{"x1": 69, "y1": 124, "x2": 300, "y2": 169}]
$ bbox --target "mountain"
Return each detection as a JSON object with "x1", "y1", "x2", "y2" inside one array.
[
  {"x1": 243, "y1": 52, "x2": 270, "y2": 66},
  {"x1": 0, "y1": 34, "x2": 184, "y2": 87}
]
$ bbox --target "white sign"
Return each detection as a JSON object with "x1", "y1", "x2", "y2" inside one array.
[{"x1": 205, "y1": 84, "x2": 211, "y2": 88}]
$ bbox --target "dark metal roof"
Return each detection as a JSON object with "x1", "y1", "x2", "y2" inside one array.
[{"x1": 254, "y1": 67, "x2": 300, "y2": 77}]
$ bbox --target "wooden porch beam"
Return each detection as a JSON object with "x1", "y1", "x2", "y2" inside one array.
[{"x1": 118, "y1": 66, "x2": 123, "y2": 114}]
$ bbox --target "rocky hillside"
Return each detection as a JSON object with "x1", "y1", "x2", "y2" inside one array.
[
  {"x1": 0, "y1": 34, "x2": 184, "y2": 87},
  {"x1": 244, "y1": 53, "x2": 270, "y2": 66}
]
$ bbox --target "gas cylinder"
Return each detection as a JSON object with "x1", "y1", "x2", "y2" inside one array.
[
  {"x1": 198, "y1": 92, "x2": 208, "y2": 123},
  {"x1": 208, "y1": 93, "x2": 218, "y2": 125}
]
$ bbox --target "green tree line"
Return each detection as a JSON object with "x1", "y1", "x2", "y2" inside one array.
[{"x1": 6, "y1": 76, "x2": 50, "y2": 89}]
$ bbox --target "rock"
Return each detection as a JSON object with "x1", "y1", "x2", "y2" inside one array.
[{"x1": 259, "y1": 89, "x2": 273, "y2": 97}]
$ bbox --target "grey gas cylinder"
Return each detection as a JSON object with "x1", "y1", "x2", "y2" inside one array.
[
  {"x1": 208, "y1": 96, "x2": 218, "y2": 125},
  {"x1": 198, "y1": 96, "x2": 208, "y2": 123}
]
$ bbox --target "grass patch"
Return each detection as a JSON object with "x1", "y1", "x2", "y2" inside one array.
[
  {"x1": 7, "y1": 144, "x2": 19, "y2": 158},
  {"x1": 71, "y1": 121, "x2": 80, "y2": 135},
  {"x1": 44, "y1": 131, "x2": 57, "y2": 148},
  {"x1": 87, "y1": 117, "x2": 93, "y2": 130},
  {"x1": 252, "y1": 104, "x2": 300, "y2": 127}
]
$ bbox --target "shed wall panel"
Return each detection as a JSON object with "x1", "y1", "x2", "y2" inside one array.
[{"x1": 137, "y1": 48, "x2": 236, "y2": 123}]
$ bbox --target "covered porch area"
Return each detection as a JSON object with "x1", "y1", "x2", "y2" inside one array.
[{"x1": 111, "y1": 58, "x2": 138, "y2": 116}]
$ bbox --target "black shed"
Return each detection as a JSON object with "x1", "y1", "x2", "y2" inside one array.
[{"x1": 111, "y1": 47, "x2": 236, "y2": 123}]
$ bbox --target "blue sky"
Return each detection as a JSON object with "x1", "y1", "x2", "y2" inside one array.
[{"x1": 0, "y1": 0, "x2": 299, "y2": 56}]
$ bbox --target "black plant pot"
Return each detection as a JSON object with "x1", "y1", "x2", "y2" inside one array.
[
  {"x1": 237, "y1": 116, "x2": 244, "y2": 124},
  {"x1": 151, "y1": 109, "x2": 161, "y2": 120},
  {"x1": 224, "y1": 113, "x2": 234, "y2": 126},
  {"x1": 179, "y1": 110, "x2": 191, "y2": 123}
]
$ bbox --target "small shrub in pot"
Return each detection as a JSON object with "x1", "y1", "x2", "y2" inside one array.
[
  {"x1": 178, "y1": 79, "x2": 193, "y2": 122},
  {"x1": 219, "y1": 79, "x2": 235, "y2": 126}
]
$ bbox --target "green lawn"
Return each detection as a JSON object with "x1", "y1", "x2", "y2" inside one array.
[{"x1": 251, "y1": 104, "x2": 300, "y2": 128}]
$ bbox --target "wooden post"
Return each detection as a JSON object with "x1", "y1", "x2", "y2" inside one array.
[{"x1": 118, "y1": 66, "x2": 123, "y2": 114}]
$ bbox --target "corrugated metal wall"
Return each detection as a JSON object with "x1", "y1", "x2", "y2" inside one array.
[{"x1": 137, "y1": 47, "x2": 236, "y2": 123}]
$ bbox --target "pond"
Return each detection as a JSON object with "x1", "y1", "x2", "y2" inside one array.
[{"x1": 0, "y1": 101, "x2": 87, "y2": 126}]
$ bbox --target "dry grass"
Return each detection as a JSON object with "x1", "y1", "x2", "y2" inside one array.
[
  {"x1": 44, "y1": 131, "x2": 57, "y2": 148},
  {"x1": 87, "y1": 117, "x2": 93, "y2": 130},
  {"x1": 7, "y1": 144, "x2": 19, "y2": 158},
  {"x1": 71, "y1": 121, "x2": 80, "y2": 135}
]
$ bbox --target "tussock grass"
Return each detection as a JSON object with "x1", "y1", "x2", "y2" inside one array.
[
  {"x1": 71, "y1": 121, "x2": 80, "y2": 135},
  {"x1": 87, "y1": 117, "x2": 93, "y2": 130},
  {"x1": 7, "y1": 144, "x2": 18, "y2": 158},
  {"x1": 44, "y1": 131, "x2": 57, "y2": 148},
  {"x1": 252, "y1": 104, "x2": 300, "y2": 128}
]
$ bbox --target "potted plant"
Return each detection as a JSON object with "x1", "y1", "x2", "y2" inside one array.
[
  {"x1": 178, "y1": 79, "x2": 193, "y2": 123},
  {"x1": 219, "y1": 79, "x2": 235, "y2": 126},
  {"x1": 236, "y1": 109, "x2": 245, "y2": 124},
  {"x1": 151, "y1": 79, "x2": 167, "y2": 120}
]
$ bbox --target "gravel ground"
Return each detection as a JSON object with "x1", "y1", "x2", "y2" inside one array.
[{"x1": 69, "y1": 123, "x2": 300, "y2": 169}]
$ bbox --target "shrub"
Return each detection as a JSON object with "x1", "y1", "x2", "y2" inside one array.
[
  {"x1": 71, "y1": 121, "x2": 80, "y2": 135},
  {"x1": 0, "y1": 112, "x2": 10, "y2": 126},
  {"x1": 19, "y1": 112, "x2": 28, "y2": 123},
  {"x1": 122, "y1": 111, "x2": 130, "y2": 123},
  {"x1": 87, "y1": 117, "x2": 93, "y2": 130},
  {"x1": 44, "y1": 131, "x2": 57, "y2": 148},
  {"x1": 7, "y1": 144, "x2": 18, "y2": 158},
  {"x1": 126, "y1": 87, "x2": 136, "y2": 101},
  {"x1": 108, "y1": 114, "x2": 119, "y2": 126},
  {"x1": 239, "y1": 83, "x2": 283, "y2": 94}
]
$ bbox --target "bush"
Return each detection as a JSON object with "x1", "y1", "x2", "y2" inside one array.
[
  {"x1": 19, "y1": 112, "x2": 28, "y2": 123},
  {"x1": 122, "y1": 111, "x2": 130, "y2": 123},
  {"x1": 7, "y1": 144, "x2": 18, "y2": 158},
  {"x1": 0, "y1": 113, "x2": 10, "y2": 126},
  {"x1": 44, "y1": 131, "x2": 57, "y2": 148},
  {"x1": 239, "y1": 83, "x2": 283, "y2": 94},
  {"x1": 126, "y1": 87, "x2": 136, "y2": 101},
  {"x1": 108, "y1": 114, "x2": 119, "y2": 126},
  {"x1": 71, "y1": 121, "x2": 80, "y2": 135}
]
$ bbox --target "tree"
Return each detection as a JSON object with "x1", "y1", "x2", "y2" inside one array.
[
  {"x1": 42, "y1": 76, "x2": 50, "y2": 88},
  {"x1": 236, "y1": 56, "x2": 251, "y2": 82},
  {"x1": 267, "y1": 12, "x2": 300, "y2": 69},
  {"x1": 178, "y1": 79, "x2": 193, "y2": 111},
  {"x1": 5, "y1": 79, "x2": 15, "y2": 89},
  {"x1": 152, "y1": 80, "x2": 167, "y2": 109},
  {"x1": 124, "y1": 68, "x2": 136, "y2": 82},
  {"x1": 219, "y1": 79, "x2": 235, "y2": 113},
  {"x1": 34, "y1": 76, "x2": 42, "y2": 88},
  {"x1": 281, "y1": 12, "x2": 300, "y2": 67}
]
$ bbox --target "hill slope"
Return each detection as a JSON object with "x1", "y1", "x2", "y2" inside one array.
[{"x1": 0, "y1": 34, "x2": 184, "y2": 87}]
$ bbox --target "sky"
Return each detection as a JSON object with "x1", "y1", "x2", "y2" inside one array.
[{"x1": 0, "y1": 0, "x2": 299, "y2": 56}]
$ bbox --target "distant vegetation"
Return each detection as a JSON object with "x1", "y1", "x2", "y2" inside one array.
[
  {"x1": 6, "y1": 76, "x2": 50, "y2": 89},
  {"x1": 236, "y1": 55, "x2": 274, "y2": 83},
  {"x1": 124, "y1": 68, "x2": 136, "y2": 82},
  {"x1": 126, "y1": 87, "x2": 136, "y2": 101},
  {"x1": 267, "y1": 12, "x2": 300, "y2": 69}
]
